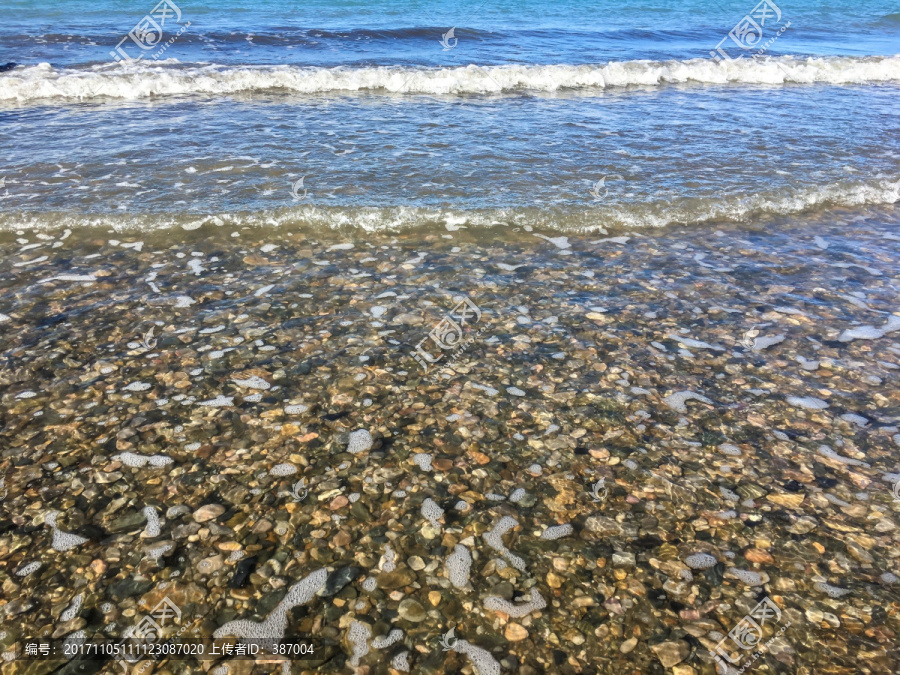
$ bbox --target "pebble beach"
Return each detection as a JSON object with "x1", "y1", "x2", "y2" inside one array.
[{"x1": 1, "y1": 205, "x2": 899, "y2": 674}]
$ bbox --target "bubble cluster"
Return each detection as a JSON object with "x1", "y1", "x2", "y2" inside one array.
[
  {"x1": 60, "y1": 594, "x2": 83, "y2": 622},
  {"x1": 16, "y1": 561, "x2": 41, "y2": 576},
  {"x1": 46, "y1": 511, "x2": 88, "y2": 552},
  {"x1": 726, "y1": 568, "x2": 763, "y2": 586},
  {"x1": 347, "y1": 620, "x2": 371, "y2": 667},
  {"x1": 347, "y1": 429, "x2": 373, "y2": 454},
  {"x1": 269, "y1": 463, "x2": 297, "y2": 476},
  {"x1": 124, "y1": 382, "x2": 151, "y2": 392},
  {"x1": 446, "y1": 544, "x2": 472, "y2": 588},
  {"x1": 142, "y1": 506, "x2": 161, "y2": 538},
  {"x1": 453, "y1": 640, "x2": 501, "y2": 675},
  {"x1": 421, "y1": 498, "x2": 444, "y2": 528},
  {"x1": 412, "y1": 453, "x2": 432, "y2": 471},
  {"x1": 231, "y1": 375, "x2": 270, "y2": 390},
  {"x1": 484, "y1": 588, "x2": 546, "y2": 618},
  {"x1": 484, "y1": 516, "x2": 526, "y2": 571},
  {"x1": 114, "y1": 452, "x2": 173, "y2": 468},
  {"x1": 540, "y1": 524, "x2": 573, "y2": 540},
  {"x1": 391, "y1": 651, "x2": 410, "y2": 672},
  {"x1": 379, "y1": 544, "x2": 397, "y2": 573},
  {"x1": 214, "y1": 568, "x2": 327, "y2": 640},
  {"x1": 371, "y1": 629, "x2": 403, "y2": 649},
  {"x1": 685, "y1": 553, "x2": 717, "y2": 569},
  {"x1": 814, "y1": 582, "x2": 851, "y2": 598}
]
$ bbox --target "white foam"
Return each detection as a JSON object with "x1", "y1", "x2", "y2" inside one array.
[
  {"x1": 814, "y1": 582, "x2": 851, "y2": 598},
  {"x1": 269, "y1": 463, "x2": 297, "y2": 476},
  {"x1": 685, "y1": 553, "x2": 717, "y2": 569},
  {"x1": 6, "y1": 56, "x2": 900, "y2": 103},
  {"x1": 509, "y1": 488, "x2": 527, "y2": 503},
  {"x1": 838, "y1": 315, "x2": 900, "y2": 342},
  {"x1": 45, "y1": 510, "x2": 88, "y2": 552},
  {"x1": 6, "y1": 177, "x2": 899, "y2": 236},
  {"x1": 664, "y1": 390, "x2": 713, "y2": 413},
  {"x1": 371, "y1": 628, "x2": 403, "y2": 649},
  {"x1": 124, "y1": 382, "x2": 151, "y2": 392},
  {"x1": 347, "y1": 620, "x2": 371, "y2": 667},
  {"x1": 115, "y1": 451, "x2": 173, "y2": 468},
  {"x1": 540, "y1": 524, "x2": 573, "y2": 540},
  {"x1": 379, "y1": 544, "x2": 397, "y2": 573},
  {"x1": 213, "y1": 568, "x2": 327, "y2": 640},
  {"x1": 231, "y1": 375, "x2": 270, "y2": 390},
  {"x1": 484, "y1": 516, "x2": 527, "y2": 571},
  {"x1": 142, "y1": 506, "x2": 161, "y2": 538},
  {"x1": 412, "y1": 453, "x2": 433, "y2": 471},
  {"x1": 726, "y1": 568, "x2": 763, "y2": 586},
  {"x1": 446, "y1": 544, "x2": 472, "y2": 588},
  {"x1": 391, "y1": 652, "x2": 410, "y2": 672},
  {"x1": 421, "y1": 498, "x2": 444, "y2": 528},
  {"x1": 453, "y1": 640, "x2": 501, "y2": 675},
  {"x1": 197, "y1": 395, "x2": 234, "y2": 407},
  {"x1": 347, "y1": 429, "x2": 373, "y2": 453},
  {"x1": 484, "y1": 588, "x2": 546, "y2": 618},
  {"x1": 60, "y1": 594, "x2": 83, "y2": 622},
  {"x1": 16, "y1": 561, "x2": 41, "y2": 576}
]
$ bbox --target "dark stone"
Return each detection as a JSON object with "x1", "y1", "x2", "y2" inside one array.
[
  {"x1": 107, "y1": 577, "x2": 154, "y2": 601},
  {"x1": 321, "y1": 411, "x2": 349, "y2": 421},
  {"x1": 815, "y1": 476, "x2": 838, "y2": 489},
  {"x1": 229, "y1": 556, "x2": 257, "y2": 588},
  {"x1": 319, "y1": 566, "x2": 361, "y2": 597},
  {"x1": 0, "y1": 63, "x2": 17, "y2": 73}
]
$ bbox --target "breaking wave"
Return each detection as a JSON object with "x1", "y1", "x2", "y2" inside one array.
[
  {"x1": 1, "y1": 54, "x2": 899, "y2": 102},
  {"x1": 1, "y1": 177, "x2": 896, "y2": 234}
]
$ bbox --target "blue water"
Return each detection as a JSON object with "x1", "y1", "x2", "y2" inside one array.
[
  {"x1": 2, "y1": 0, "x2": 899, "y2": 65},
  {"x1": 0, "y1": 0, "x2": 897, "y2": 233}
]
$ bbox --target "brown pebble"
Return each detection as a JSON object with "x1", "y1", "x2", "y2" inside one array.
[
  {"x1": 433, "y1": 458, "x2": 453, "y2": 471},
  {"x1": 193, "y1": 504, "x2": 225, "y2": 522},
  {"x1": 329, "y1": 495, "x2": 349, "y2": 510},
  {"x1": 745, "y1": 548, "x2": 774, "y2": 564},
  {"x1": 505, "y1": 623, "x2": 528, "y2": 641}
]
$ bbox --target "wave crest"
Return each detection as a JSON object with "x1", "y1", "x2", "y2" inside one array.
[
  {"x1": 1, "y1": 178, "x2": 896, "y2": 234},
  {"x1": 2, "y1": 54, "x2": 899, "y2": 102}
]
